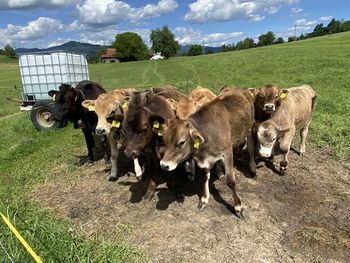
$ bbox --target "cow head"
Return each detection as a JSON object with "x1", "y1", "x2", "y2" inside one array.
[
  {"x1": 82, "y1": 89, "x2": 132, "y2": 135},
  {"x1": 256, "y1": 120, "x2": 289, "y2": 158},
  {"x1": 160, "y1": 119, "x2": 204, "y2": 171},
  {"x1": 118, "y1": 106, "x2": 165, "y2": 158},
  {"x1": 165, "y1": 98, "x2": 197, "y2": 120},
  {"x1": 48, "y1": 84, "x2": 80, "y2": 121},
  {"x1": 249, "y1": 85, "x2": 288, "y2": 115}
]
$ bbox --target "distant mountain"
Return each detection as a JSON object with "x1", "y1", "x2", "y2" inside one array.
[
  {"x1": 178, "y1": 45, "x2": 222, "y2": 55},
  {"x1": 16, "y1": 41, "x2": 106, "y2": 57}
]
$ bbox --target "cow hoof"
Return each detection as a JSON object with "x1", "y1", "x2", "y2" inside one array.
[
  {"x1": 176, "y1": 193, "x2": 185, "y2": 203},
  {"x1": 280, "y1": 168, "x2": 286, "y2": 176},
  {"x1": 135, "y1": 175, "x2": 142, "y2": 182},
  {"x1": 248, "y1": 172, "x2": 257, "y2": 179},
  {"x1": 86, "y1": 161, "x2": 93, "y2": 167},
  {"x1": 299, "y1": 152, "x2": 304, "y2": 157},
  {"x1": 236, "y1": 210, "x2": 245, "y2": 219},
  {"x1": 143, "y1": 192, "x2": 155, "y2": 201},
  {"x1": 198, "y1": 201, "x2": 207, "y2": 211},
  {"x1": 108, "y1": 176, "x2": 117, "y2": 182}
]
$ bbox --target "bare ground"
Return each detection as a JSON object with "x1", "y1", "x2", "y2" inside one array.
[{"x1": 33, "y1": 143, "x2": 350, "y2": 263}]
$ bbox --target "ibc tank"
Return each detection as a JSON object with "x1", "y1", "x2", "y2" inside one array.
[{"x1": 19, "y1": 51, "x2": 89, "y2": 101}]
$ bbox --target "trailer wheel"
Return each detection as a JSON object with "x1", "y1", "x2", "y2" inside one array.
[{"x1": 30, "y1": 100, "x2": 59, "y2": 131}]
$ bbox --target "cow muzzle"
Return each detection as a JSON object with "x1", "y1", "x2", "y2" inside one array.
[
  {"x1": 160, "y1": 160, "x2": 177, "y2": 171},
  {"x1": 263, "y1": 103, "x2": 275, "y2": 113},
  {"x1": 259, "y1": 145, "x2": 273, "y2": 158},
  {"x1": 95, "y1": 127, "x2": 108, "y2": 135}
]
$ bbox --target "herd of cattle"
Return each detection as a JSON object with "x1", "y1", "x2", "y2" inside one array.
[{"x1": 48, "y1": 81, "x2": 317, "y2": 217}]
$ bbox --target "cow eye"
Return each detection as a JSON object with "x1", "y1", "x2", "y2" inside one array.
[
  {"x1": 177, "y1": 140, "x2": 185, "y2": 148},
  {"x1": 259, "y1": 95, "x2": 264, "y2": 99},
  {"x1": 138, "y1": 128, "x2": 147, "y2": 134},
  {"x1": 274, "y1": 95, "x2": 279, "y2": 99},
  {"x1": 272, "y1": 137, "x2": 276, "y2": 142}
]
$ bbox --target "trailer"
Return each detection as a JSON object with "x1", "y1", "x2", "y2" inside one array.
[{"x1": 18, "y1": 51, "x2": 89, "y2": 131}]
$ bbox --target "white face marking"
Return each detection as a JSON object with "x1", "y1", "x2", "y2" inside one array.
[
  {"x1": 259, "y1": 144, "x2": 273, "y2": 158},
  {"x1": 95, "y1": 124, "x2": 110, "y2": 135},
  {"x1": 133, "y1": 158, "x2": 142, "y2": 178},
  {"x1": 160, "y1": 160, "x2": 178, "y2": 171}
]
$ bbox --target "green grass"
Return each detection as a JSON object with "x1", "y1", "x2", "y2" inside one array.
[{"x1": 0, "y1": 32, "x2": 349, "y2": 262}]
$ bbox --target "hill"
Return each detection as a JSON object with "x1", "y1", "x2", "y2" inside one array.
[{"x1": 16, "y1": 41, "x2": 106, "y2": 56}]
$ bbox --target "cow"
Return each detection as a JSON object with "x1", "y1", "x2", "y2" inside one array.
[
  {"x1": 159, "y1": 89, "x2": 256, "y2": 218},
  {"x1": 256, "y1": 85, "x2": 317, "y2": 175},
  {"x1": 160, "y1": 86, "x2": 216, "y2": 120},
  {"x1": 48, "y1": 80, "x2": 109, "y2": 166},
  {"x1": 248, "y1": 84, "x2": 286, "y2": 122},
  {"x1": 107, "y1": 90, "x2": 177, "y2": 199},
  {"x1": 82, "y1": 88, "x2": 141, "y2": 181}
]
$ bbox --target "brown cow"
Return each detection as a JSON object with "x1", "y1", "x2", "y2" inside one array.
[
  {"x1": 248, "y1": 84, "x2": 287, "y2": 122},
  {"x1": 108, "y1": 90, "x2": 176, "y2": 199},
  {"x1": 82, "y1": 88, "x2": 139, "y2": 181},
  {"x1": 159, "y1": 89, "x2": 256, "y2": 217},
  {"x1": 161, "y1": 86, "x2": 216, "y2": 120},
  {"x1": 256, "y1": 85, "x2": 317, "y2": 175}
]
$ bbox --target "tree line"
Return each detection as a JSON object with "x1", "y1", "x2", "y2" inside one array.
[
  {"x1": 221, "y1": 18, "x2": 350, "y2": 53},
  {"x1": 1, "y1": 18, "x2": 349, "y2": 62}
]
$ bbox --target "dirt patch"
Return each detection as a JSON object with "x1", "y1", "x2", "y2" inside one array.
[{"x1": 33, "y1": 144, "x2": 350, "y2": 263}]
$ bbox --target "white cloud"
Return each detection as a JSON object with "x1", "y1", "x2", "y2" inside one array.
[
  {"x1": 174, "y1": 27, "x2": 243, "y2": 46},
  {"x1": 47, "y1": 37, "x2": 72, "y2": 48},
  {"x1": 76, "y1": 0, "x2": 178, "y2": 27},
  {"x1": 0, "y1": 0, "x2": 76, "y2": 10},
  {"x1": 293, "y1": 18, "x2": 317, "y2": 31},
  {"x1": 291, "y1": 7, "x2": 303, "y2": 14},
  {"x1": 0, "y1": 17, "x2": 65, "y2": 48},
  {"x1": 184, "y1": 0, "x2": 298, "y2": 23},
  {"x1": 320, "y1": 16, "x2": 332, "y2": 22}
]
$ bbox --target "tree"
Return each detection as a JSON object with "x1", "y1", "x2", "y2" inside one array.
[
  {"x1": 327, "y1": 18, "x2": 341, "y2": 34},
  {"x1": 236, "y1": 38, "x2": 255, "y2": 50},
  {"x1": 187, "y1": 44, "x2": 202, "y2": 56},
  {"x1": 221, "y1": 43, "x2": 235, "y2": 52},
  {"x1": 258, "y1": 31, "x2": 276, "y2": 46},
  {"x1": 288, "y1": 36, "x2": 296, "y2": 42},
  {"x1": 112, "y1": 32, "x2": 148, "y2": 62},
  {"x1": 4, "y1": 44, "x2": 16, "y2": 57},
  {"x1": 341, "y1": 20, "x2": 350, "y2": 32},
  {"x1": 275, "y1": 37, "x2": 284, "y2": 44},
  {"x1": 150, "y1": 26, "x2": 179, "y2": 59},
  {"x1": 313, "y1": 23, "x2": 327, "y2": 37}
]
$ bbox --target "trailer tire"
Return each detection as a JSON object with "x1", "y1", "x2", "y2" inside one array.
[{"x1": 30, "y1": 100, "x2": 59, "y2": 131}]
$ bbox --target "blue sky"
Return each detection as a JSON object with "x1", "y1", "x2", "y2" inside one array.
[{"x1": 0, "y1": 0, "x2": 349, "y2": 49}]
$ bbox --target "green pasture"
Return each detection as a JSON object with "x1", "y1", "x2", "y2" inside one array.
[{"x1": 0, "y1": 32, "x2": 349, "y2": 262}]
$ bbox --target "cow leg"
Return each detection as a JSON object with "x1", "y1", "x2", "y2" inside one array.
[
  {"x1": 279, "y1": 127, "x2": 296, "y2": 176},
  {"x1": 107, "y1": 133, "x2": 119, "y2": 181},
  {"x1": 185, "y1": 159, "x2": 195, "y2": 181},
  {"x1": 215, "y1": 161, "x2": 225, "y2": 182},
  {"x1": 299, "y1": 123, "x2": 310, "y2": 156},
  {"x1": 246, "y1": 131, "x2": 257, "y2": 178},
  {"x1": 224, "y1": 149, "x2": 243, "y2": 218},
  {"x1": 144, "y1": 152, "x2": 157, "y2": 200},
  {"x1": 198, "y1": 168, "x2": 210, "y2": 211},
  {"x1": 133, "y1": 157, "x2": 143, "y2": 181},
  {"x1": 99, "y1": 135, "x2": 111, "y2": 167},
  {"x1": 82, "y1": 128, "x2": 94, "y2": 165}
]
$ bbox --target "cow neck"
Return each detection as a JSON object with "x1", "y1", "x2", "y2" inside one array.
[{"x1": 74, "y1": 87, "x2": 88, "y2": 115}]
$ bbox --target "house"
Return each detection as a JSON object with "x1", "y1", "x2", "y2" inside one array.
[
  {"x1": 150, "y1": 52, "x2": 164, "y2": 60},
  {"x1": 100, "y1": 48, "x2": 119, "y2": 63}
]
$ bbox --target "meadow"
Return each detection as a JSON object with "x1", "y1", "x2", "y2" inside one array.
[{"x1": 0, "y1": 32, "x2": 349, "y2": 262}]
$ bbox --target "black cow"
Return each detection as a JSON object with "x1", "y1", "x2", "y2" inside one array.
[{"x1": 48, "y1": 80, "x2": 109, "y2": 165}]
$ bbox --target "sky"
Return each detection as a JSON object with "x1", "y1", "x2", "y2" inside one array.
[{"x1": 0, "y1": 0, "x2": 349, "y2": 49}]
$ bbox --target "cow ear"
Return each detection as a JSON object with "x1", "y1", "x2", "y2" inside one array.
[
  {"x1": 277, "y1": 124, "x2": 290, "y2": 133},
  {"x1": 188, "y1": 123, "x2": 204, "y2": 148},
  {"x1": 194, "y1": 96, "x2": 208, "y2": 108},
  {"x1": 82, "y1": 100, "x2": 96, "y2": 109},
  {"x1": 166, "y1": 98, "x2": 178, "y2": 111},
  {"x1": 279, "y1": 89, "x2": 288, "y2": 99},
  {"x1": 106, "y1": 113, "x2": 124, "y2": 124},
  {"x1": 150, "y1": 113, "x2": 166, "y2": 135},
  {"x1": 48, "y1": 90, "x2": 58, "y2": 98},
  {"x1": 247, "y1": 88, "x2": 257, "y2": 100}
]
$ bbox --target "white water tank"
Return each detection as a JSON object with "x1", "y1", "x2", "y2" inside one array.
[{"x1": 19, "y1": 51, "x2": 89, "y2": 101}]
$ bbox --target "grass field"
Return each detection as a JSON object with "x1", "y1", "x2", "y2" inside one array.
[{"x1": 0, "y1": 32, "x2": 349, "y2": 262}]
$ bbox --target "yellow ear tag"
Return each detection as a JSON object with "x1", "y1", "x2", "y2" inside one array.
[
  {"x1": 280, "y1": 93, "x2": 287, "y2": 99},
  {"x1": 88, "y1": 105, "x2": 95, "y2": 111},
  {"x1": 122, "y1": 101, "x2": 128, "y2": 110},
  {"x1": 193, "y1": 138, "x2": 200, "y2": 149},
  {"x1": 52, "y1": 94, "x2": 56, "y2": 101},
  {"x1": 153, "y1": 121, "x2": 159, "y2": 128},
  {"x1": 111, "y1": 120, "x2": 120, "y2": 128},
  {"x1": 157, "y1": 127, "x2": 164, "y2": 136}
]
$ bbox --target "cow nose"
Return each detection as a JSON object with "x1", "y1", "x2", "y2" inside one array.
[
  {"x1": 125, "y1": 149, "x2": 138, "y2": 158},
  {"x1": 160, "y1": 163, "x2": 169, "y2": 171},
  {"x1": 95, "y1": 127, "x2": 106, "y2": 135},
  {"x1": 264, "y1": 104, "x2": 275, "y2": 111}
]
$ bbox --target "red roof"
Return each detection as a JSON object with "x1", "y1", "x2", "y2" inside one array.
[{"x1": 101, "y1": 48, "x2": 117, "y2": 58}]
